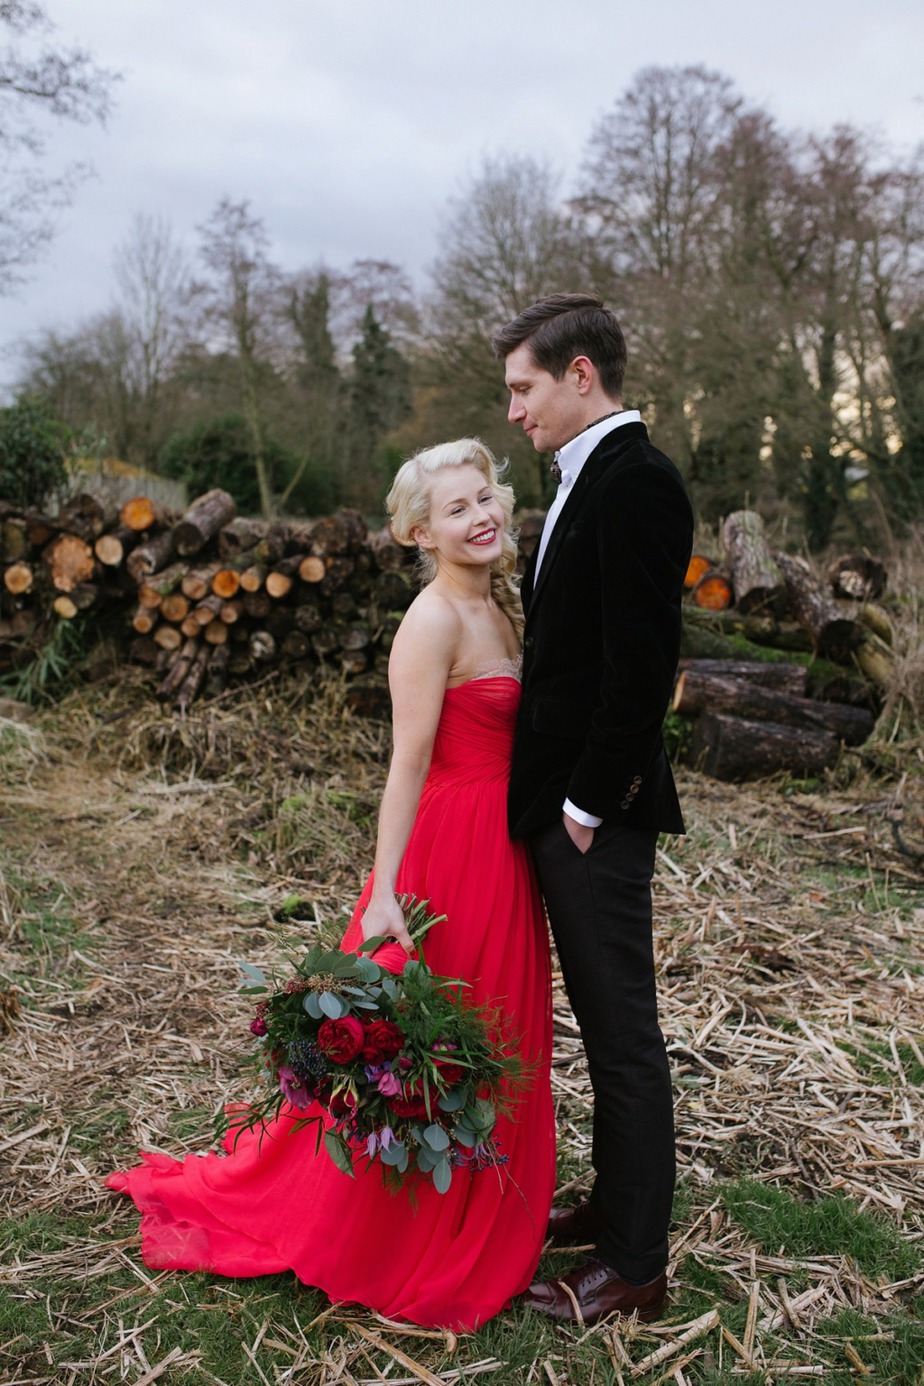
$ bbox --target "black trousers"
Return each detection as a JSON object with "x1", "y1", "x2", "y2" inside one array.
[{"x1": 529, "y1": 817, "x2": 675, "y2": 1283}]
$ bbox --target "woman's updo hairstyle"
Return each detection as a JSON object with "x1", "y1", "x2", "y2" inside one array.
[{"x1": 386, "y1": 438, "x2": 522, "y2": 637}]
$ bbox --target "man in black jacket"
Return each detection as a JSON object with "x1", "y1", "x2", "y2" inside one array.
[{"x1": 493, "y1": 294, "x2": 693, "y2": 1325}]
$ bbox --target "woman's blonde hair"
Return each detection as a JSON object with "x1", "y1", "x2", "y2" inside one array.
[{"x1": 386, "y1": 438, "x2": 522, "y2": 638}]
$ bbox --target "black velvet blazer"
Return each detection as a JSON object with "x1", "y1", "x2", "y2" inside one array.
[{"x1": 509, "y1": 421, "x2": 694, "y2": 839}]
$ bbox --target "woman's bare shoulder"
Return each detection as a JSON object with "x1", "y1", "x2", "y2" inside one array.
[{"x1": 389, "y1": 587, "x2": 462, "y2": 671}]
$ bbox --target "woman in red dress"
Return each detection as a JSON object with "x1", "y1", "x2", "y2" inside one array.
[{"x1": 107, "y1": 438, "x2": 556, "y2": 1331}]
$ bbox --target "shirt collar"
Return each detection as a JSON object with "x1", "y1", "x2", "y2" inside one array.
[{"x1": 556, "y1": 409, "x2": 642, "y2": 489}]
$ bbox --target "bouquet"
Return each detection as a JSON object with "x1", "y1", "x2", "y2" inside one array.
[{"x1": 227, "y1": 897, "x2": 523, "y2": 1194}]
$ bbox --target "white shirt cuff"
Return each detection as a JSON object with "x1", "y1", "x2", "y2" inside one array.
[{"x1": 563, "y1": 799, "x2": 603, "y2": 829}]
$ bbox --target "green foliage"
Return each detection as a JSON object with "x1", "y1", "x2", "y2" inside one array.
[
  {"x1": 722, "y1": 1179, "x2": 921, "y2": 1282},
  {"x1": 0, "y1": 614, "x2": 92, "y2": 706},
  {"x1": 158, "y1": 414, "x2": 268, "y2": 512},
  {"x1": 0, "y1": 394, "x2": 69, "y2": 507}
]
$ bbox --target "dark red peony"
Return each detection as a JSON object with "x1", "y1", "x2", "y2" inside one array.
[
  {"x1": 360, "y1": 1019, "x2": 404, "y2": 1064},
  {"x1": 433, "y1": 1056, "x2": 464, "y2": 1087},
  {"x1": 317, "y1": 1015, "x2": 365, "y2": 1063}
]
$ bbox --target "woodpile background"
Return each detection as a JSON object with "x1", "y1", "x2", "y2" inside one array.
[
  {"x1": 671, "y1": 510, "x2": 893, "y2": 780},
  {"x1": 2, "y1": 492, "x2": 896, "y2": 780},
  {"x1": 1, "y1": 487, "x2": 417, "y2": 718}
]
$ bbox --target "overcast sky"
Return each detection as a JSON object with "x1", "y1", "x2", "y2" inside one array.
[{"x1": 1, "y1": 0, "x2": 922, "y2": 397}]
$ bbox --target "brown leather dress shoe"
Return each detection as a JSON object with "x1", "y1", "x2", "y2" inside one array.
[
  {"x1": 546, "y1": 1199, "x2": 603, "y2": 1244},
  {"x1": 521, "y1": 1256, "x2": 667, "y2": 1325}
]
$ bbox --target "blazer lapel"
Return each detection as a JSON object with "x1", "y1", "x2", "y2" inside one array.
[{"x1": 526, "y1": 422, "x2": 650, "y2": 615}]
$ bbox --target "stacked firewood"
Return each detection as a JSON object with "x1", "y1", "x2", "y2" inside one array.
[
  {"x1": 1, "y1": 488, "x2": 416, "y2": 712},
  {"x1": 672, "y1": 511, "x2": 892, "y2": 780}
]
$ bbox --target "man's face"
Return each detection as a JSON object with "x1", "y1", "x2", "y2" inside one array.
[{"x1": 504, "y1": 342, "x2": 585, "y2": 454}]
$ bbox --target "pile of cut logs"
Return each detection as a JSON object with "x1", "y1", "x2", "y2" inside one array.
[
  {"x1": 671, "y1": 510, "x2": 893, "y2": 780},
  {"x1": 1, "y1": 494, "x2": 895, "y2": 776},
  {"x1": 1, "y1": 488, "x2": 415, "y2": 713}
]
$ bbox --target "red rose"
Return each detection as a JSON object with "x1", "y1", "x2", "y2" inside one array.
[
  {"x1": 387, "y1": 1092, "x2": 431, "y2": 1120},
  {"x1": 360, "y1": 1019, "x2": 404, "y2": 1064},
  {"x1": 317, "y1": 1016, "x2": 365, "y2": 1063},
  {"x1": 433, "y1": 1058, "x2": 464, "y2": 1087}
]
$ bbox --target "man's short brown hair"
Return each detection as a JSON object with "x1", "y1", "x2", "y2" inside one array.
[{"x1": 492, "y1": 293, "x2": 627, "y2": 399}]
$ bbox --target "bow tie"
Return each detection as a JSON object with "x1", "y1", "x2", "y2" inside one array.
[
  {"x1": 550, "y1": 455, "x2": 573, "y2": 488},
  {"x1": 549, "y1": 410, "x2": 622, "y2": 485}
]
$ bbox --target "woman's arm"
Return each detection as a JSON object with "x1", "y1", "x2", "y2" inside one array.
[{"x1": 360, "y1": 595, "x2": 458, "y2": 953}]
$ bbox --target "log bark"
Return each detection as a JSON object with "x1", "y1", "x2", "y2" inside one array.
[
  {"x1": 132, "y1": 604, "x2": 159, "y2": 635},
  {"x1": 176, "y1": 641, "x2": 212, "y2": 713},
  {"x1": 677, "y1": 658, "x2": 809, "y2": 697},
  {"x1": 691, "y1": 711, "x2": 840, "y2": 781},
  {"x1": 673, "y1": 669, "x2": 874, "y2": 745},
  {"x1": 157, "y1": 637, "x2": 200, "y2": 700},
  {"x1": 126, "y1": 528, "x2": 176, "y2": 581},
  {"x1": 56, "y1": 492, "x2": 117, "y2": 541},
  {"x1": 309, "y1": 509, "x2": 368, "y2": 556},
  {"x1": 181, "y1": 562, "x2": 220, "y2": 601},
  {"x1": 241, "y1": 590, "x2": 272, "y2": 620},
  {"x1": 775, "y1": 552, "x2": 864, "y2": 662},
  {"x1": 252, "y1": 523, "x2": 290, "y2": 566},
  {"x1": 138, "y1": 560, "x2": 188, "y2": 607},
  {"x1": 173, "y1": 489, "x2": 237, "y2": 557},
  {"x1": 368, "y1": 524, "x2": 409, "y2": 571},
  {"x1": 217, "y1": 516, "x2": 265, "y2": 559},
  {"x1": 1, "y1": 516, "x2": 31, "y2": 561},
  {"x1": 239, "y1": 563, "x2": 266, "y2": 592},
  {"x1": 203, "y1": 642, "x2": 230, "y2": 699},
  {"x1": 721, "y1": 511, "x2": 785, "y2": 614}
]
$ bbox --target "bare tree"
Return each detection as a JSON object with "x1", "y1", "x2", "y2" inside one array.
[
  {"x1": 197, "y1": 197, "x2": 283, "y2": 517},
  {"x1": 0, "y1": 0, "x2": 118, "y2": 289},
  {"x1": 424, "y1": 154, "x2": 591, "y2": 499},
  {"x1": 107, "y1": 213, "x2": 193, "y2": 463}
]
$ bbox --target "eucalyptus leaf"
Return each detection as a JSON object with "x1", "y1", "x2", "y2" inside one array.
[
  {"x1": 416, "y1": 1147, "x2": 438, "y2": 1172},
  {"x1": 353, "y1": 955, "x2": 382, "y2": 982},
  {"x1": 432, "y1": 1159, "x2": 452, "y2": 1194},
  {"x1": 318, "y1": 991, "x2": 345, "y2": 1019},
  {"x1": 239, "y1": 961, "x2": 268, "y2": 986},
  {"x1": 437, "y1": 1090, "x2": 466, "y2": 1112},
  {"x1": 423, "y1": 1124, "x2": 450, "y2": 1151},
  {"x1": 379, "y1": 1139, "x2": 406, "y2": 1167},
  {"x1": 452, "y1": 1125, "x2": 478, "y2": 1148},
  {"x1": 303, "y1": 992, "x2": 322, "y2": 1019}
]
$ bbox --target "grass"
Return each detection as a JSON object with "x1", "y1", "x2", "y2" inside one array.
[{"x1": 1, "y1": 669, "x2": 922, "y2": 1384}]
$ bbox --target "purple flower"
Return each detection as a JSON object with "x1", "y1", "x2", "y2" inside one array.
[
  {"x1": 366, "y1": 1131, "x2": 379, "y2": 1159},
  {"x1": 380, "y1": 1125, "x2": 394, "y2": 1150},
  {"x1": 376, "y1": 1069, "x2": 402, "y2": 1097},
  {"x1": 278, "y1": 1065, "x2": 312, "y2": 1109}
]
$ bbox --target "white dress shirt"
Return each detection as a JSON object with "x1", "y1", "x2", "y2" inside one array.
[{"x1": 532, "y1": 409, "x2": 642, "y2": 828}]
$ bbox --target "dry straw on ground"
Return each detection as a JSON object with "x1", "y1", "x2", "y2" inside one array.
[{"x1": 0, "y1": 665, "x2": 922, "y2": 1383}]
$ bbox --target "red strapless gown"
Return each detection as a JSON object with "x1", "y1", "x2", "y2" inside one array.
[{"x1": 106, "y1": 675, "x2": 555, "y2": 1330}]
